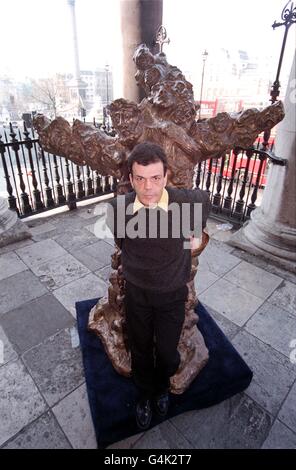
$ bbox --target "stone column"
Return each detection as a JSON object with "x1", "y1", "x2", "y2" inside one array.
[
  {"x1": 229, "y1": 51, "x2": 296, "y2": 273},
  {"x1": 0, "y1": 197, "x2": 31, "y2": 248},
  {"x1": 67, "y1": 0, "x2": 81, "y2": 83},
  {"x1": 120, "y1": 0, "x2": 163, "y2": 102},
  {"x1": 67, "y1": 0, "x2": 86, "y2": 115}
]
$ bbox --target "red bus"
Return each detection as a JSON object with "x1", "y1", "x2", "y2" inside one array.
[
  {"x1": 206, "y1": 133, "x2": 275, "y2": 188},
  {"x1": 208, "y1": 152, "x2": 269, "y2": 187}
]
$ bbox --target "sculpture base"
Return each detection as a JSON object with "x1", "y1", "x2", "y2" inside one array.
[{"x1": 76, "y1": 297, "x2": 253, "y2": 449}]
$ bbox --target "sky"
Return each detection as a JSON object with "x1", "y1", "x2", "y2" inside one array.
[{"x1": 0, "y1": 0, "x2": 295, "y2": 97}]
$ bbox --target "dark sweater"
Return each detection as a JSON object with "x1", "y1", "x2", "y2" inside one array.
[{"x1": 107, "y1": 187, "x2": 211, "y2": 293}]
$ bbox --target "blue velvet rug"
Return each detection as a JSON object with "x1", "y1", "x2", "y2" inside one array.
[{"x1": 75, "y1": 298, "x2": 253, "y2": 448}]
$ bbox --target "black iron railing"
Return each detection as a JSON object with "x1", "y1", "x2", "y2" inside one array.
[
  {"x1": 0, "y1": 123, "x2": 116, "y2": 218},
  {"x1": 1, "y1": 122, "x2": 285, "y2": 225},
  {"x1": 195, "y1": 136, "x2": 286, "y2": 226}
]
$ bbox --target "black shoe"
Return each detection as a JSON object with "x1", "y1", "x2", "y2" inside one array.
[
  {"x1": 136, "y1": 398, "x2": 152, "y2": 430},
  {"x1": 153, "y1": 392, "x2": 169, "y2": 417}
]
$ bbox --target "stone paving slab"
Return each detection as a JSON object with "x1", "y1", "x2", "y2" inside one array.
[
  {"x1": 16, "y1": 239, "x2": 67, "y2": 269},
  {"x1": 170, "y1": 393, "x2": 272, "y2": 449},
  {"x1": 30, "y1": 213, "x2": 85, "y2": 230},
  {"x1": 199, "y1": 278, "x2": 264, "y2": 326},
  {"x1": 278, "y1": 380, "x2": 296, "y2": 434},
  {"x1": 95, "y1": 265, "x2": 113, "y2": 283},
  {"x1": 207, "y1": 236, "x2": 235, "y2": 253},
  {"x1": 0, "y1": 294, "x2": 74, "y2": 354},
  {"x1": 30, "y1": 253, "x2": 90, "y2": 291},
  {"x1": 224, "y1": 261, "x2": 282, "y2": 300},
  {"x1": 194, "y1": 266, "x2": 219, "y2": 295},
  {"x1": 210, "y1": 228, "x2": 237, "y2": 244},
  {"x1": 76, "y1": 206, "x2": 101, "y2": 219},
  {"x1": 88, "y1": 209, "x2": 115, "y2": 246},
  {"x1": 53, "y1": 227, "x2": 99, "y2": 252},
  {"x1": 201, "y1": 305, "x2": 240, "y2": 340},
  {"x1": 70, "y1": 240, "x2": 114, "y2": 272},
  {"x1": 85, "y1": 221, "x2": 114, "y2": 246},
  {"x1": 133, "y1": 421, "x2": 193, "y2": 449},
  {"x1": 85, "y1": 221, "x2": 99, "y2": 234},
  {"x1": 229, "y1": 230, "x2": 296, "y2": 275},
  {"x1": 28, "y1": 221, "x2": 56, "y2": 236},
  {"x1": 0, "y1": 325, "x2": 18, "y2": 367},
  {"x1": 103, "y1": 237, "x2": 115, "y2": 247},
  {"x1": 262, "y1": 419, "x2": 296, "y2": 449},
  {"x1": 0, "y1": 270, "x2": 48, "y2": 316},
  {"x1": 0, "y1": 238, "x2": 34, "y2": 256},
  {"x1": 0, "y1": 251, "x2": 28, "y2": 281},
  {"x1": 52, "y1": 383, "x2": 97, "y2": 449},
  {"x1": 22, "y1": 328, "x2": 85, "y2": 407},
  {"x1": 267, "y1": 281, "x2": 296, "y2": 317},
  {"x1": 198, "y1": 244, "x2": 241, "y2": 277},
  {"x1": 1, "y1": 411, "x2": 71, "y2": 449},
  {"x1": 245, "y1": 301, "x2": 296, "y2": 358},
  {"x1": 52, "y1": 273, "x2": 108, "y2": 318},
  {"x1": 0, "y1": 359, "x2": 47, "y2": 447},
  {"x1": 25, "y1": 216, "x2": 58, "y2": 229},
  {"x1": 107, "y1": 432, "x2": 144, "y2": 449},
  {"x1": 230, "y1": 248, "x2": 296, "y2": 286},
  {"x1": 232, "y1": 330, "x2": 296, "y2": 416},
  {"x1": 31, "y1": 230, "x2": 58, "y2": 243}
]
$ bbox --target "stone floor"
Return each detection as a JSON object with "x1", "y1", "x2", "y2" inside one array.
[{"x1": 0, "y1": 197, "x2": 295, "y2": 449}]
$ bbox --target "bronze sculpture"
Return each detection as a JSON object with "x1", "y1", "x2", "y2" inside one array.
[{"x1": 34, "y1": 44, "x2": 284, "y2": 394}]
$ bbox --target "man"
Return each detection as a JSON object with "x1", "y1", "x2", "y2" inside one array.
[{"x1": 107, "y1": 141, "x2": 211, "y2": 430}]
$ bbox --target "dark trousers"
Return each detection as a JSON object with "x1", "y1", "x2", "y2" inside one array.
[{"x1": 124, "y1": 280, "x2": 188, "y2": 398}]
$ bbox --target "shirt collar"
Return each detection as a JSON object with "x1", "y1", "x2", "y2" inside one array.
[{"x1": 132, "y1": 187, "x2": 169, "y2": 214}]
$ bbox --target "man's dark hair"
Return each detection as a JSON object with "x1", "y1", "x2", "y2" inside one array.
[{"x1": 128, "y1": 141, "x2": 168, "y2": 176}]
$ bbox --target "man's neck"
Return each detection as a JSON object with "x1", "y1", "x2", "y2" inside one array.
[{"x1": 133, "y1": 188, "x2": 168, "y2": 213}]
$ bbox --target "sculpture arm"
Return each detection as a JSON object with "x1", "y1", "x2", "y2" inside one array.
[
  {"x1": 160, "y1": 121, "x2": 202, "y2": 162},
  {"x1": 189, "y1": 101, "x2": 285, "y2": 163},
  {"x1": 33, "y1": 115, "x2": 126, "y2": 178}
]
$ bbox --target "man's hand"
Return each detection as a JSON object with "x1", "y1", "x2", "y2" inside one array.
[
  {"x1": 190, "y1": 231, "x2": 209, "y2": 256},
  {"x1": 190, "y1": 235, "x2": 202, "y2": 251}
]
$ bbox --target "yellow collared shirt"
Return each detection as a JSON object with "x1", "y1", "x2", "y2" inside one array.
[{"x1": 132, "y1": 188, "x2": 169, "y2": 214}]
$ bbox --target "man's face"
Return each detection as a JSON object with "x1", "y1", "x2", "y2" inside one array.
[{"x1": 129, "y1": 161, "x2": 167, "y2": 207}]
